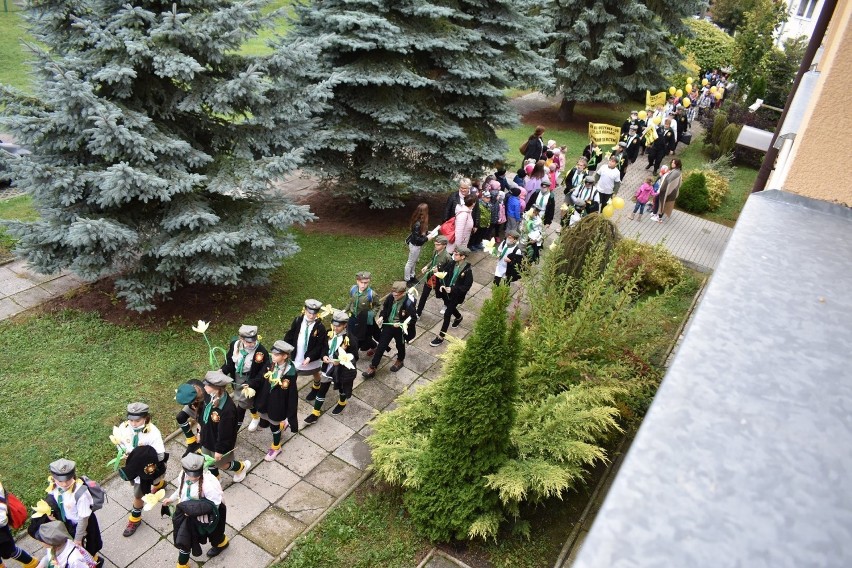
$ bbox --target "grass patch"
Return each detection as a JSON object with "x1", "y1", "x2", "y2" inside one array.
[
  {"x1": 0, "y1": 194, "x2": 37, "y2": 260},
  {"x1": 677, "y1": 137, "x2": 758, "y2": 227},
  {"x1": 239, "y1": 0, "x2": 294, "y2": 56},
  {"x1": 0, "y1": 8, "x2": 34, "y2": 92},
  {"x1": 498, "y1": 125, "x2": 589, "y2": 172},
  {"x1": 274, "y1": 482, "x2": 430, "y2": 568},
  {"x1": 0, "y1": 230, "x2": 408, "y2": 506}
]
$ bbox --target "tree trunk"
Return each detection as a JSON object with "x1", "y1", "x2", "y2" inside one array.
[{"x1": 558, "y1": 97, "x2": 576, "y2": 122}]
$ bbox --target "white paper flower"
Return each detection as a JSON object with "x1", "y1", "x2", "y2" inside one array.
[
  {"x1": 483, "y1": 238, "x2": 497, "y2": 255},
  {"x1": 560, "y1": 203, "x2": 569, "y2": 213},
  {"x1": 407, "y1": 287, "x2": 419, "y2": 302},
  {"x1": 549, "y1": 241, "x2": 558, "y2": 251},
  {"x1": 242, "y1": 386, "x2": 256, "y2": 399},
  {"x1": 192, "y1": 320, "x2": 209, "y2": 334},
  {"x1": 433, "y1": 271, "x2": 447, "y2": 279},
  {"x1": 337, "y1": 347, "x2": 355, "y2": 370},
  {"x1": 400, "y1": 316, "x2": 412, "y2": 336}
]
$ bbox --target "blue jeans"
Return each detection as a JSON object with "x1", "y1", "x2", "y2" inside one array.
[{"x1": 632, "y1": 202, "x2": 646, "y2": 214}]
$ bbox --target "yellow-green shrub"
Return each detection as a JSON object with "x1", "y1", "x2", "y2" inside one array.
[
  {"x1": 703, "y1": 170, "x2": 730, "y2": 210},
  {"x1": 615, "y1": 240, "x2": 685, "y2": 293}
]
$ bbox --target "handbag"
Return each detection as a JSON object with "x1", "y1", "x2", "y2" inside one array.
[
  {"x1": 681, "y1": 132, "x2": 692, "y2": 145},
  {"x1": 439, "y1": 217, "x2": 456, "y2": 243},
  {"x1": 519, "y1": 140, "x2": 529, "y2": 155}
]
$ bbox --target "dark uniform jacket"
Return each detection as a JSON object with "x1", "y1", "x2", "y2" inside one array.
[
  {"x1": 326, "y1": 332, "x2": 359, "y2": 387},
  {"x1": 172, "y1": 499, "x2": 219, "y2": 557},
  {"x1": 563, "y1": 166, "x2": 588, "y2": 194},
  {"x1": 376, "y1": 294, "x2": 418, "y2": 342},
  {"x1": 199, "y1": 392, "x2": 238, "y2": 455},
  {"x1": 221, "y1": 340, "x2": 269, "y2": 386},
  {"x1": 621, "y1": 133, "x2": 641, "y2": 163},
  {"x1": 524, "y1": 190, "x2": 556, "y2": 226},
  {"x1": 496, "y1": 241, "x2": 524, "y2": 282},
  {"x1": 254, "y1": 361, "x2": 299, "y2": 430},
  {"x1": 346, "y1": 286, "x2": 376, "y2": 344},
  {"x1": 283, "y1": 316, "x2": 327, "y2": 364},
  {"x1": 27, "y1": 490, "x2": 103, "y2": 556},
  {"x1": 437, "y1": 260, "x2": 473, "y2": 305}
]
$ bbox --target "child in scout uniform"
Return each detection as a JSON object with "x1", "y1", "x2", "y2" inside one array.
[
  {"x1": 0, "y1": 479, "x2": 38, "y2": 568},
  {"x1": 220, "y1": 325, "x2": 269, "y2": 432},
  {"x1": 362, "y1": 282, "x2": 417, "y2": 377},
  {"x1": 162, "y1": 453, "x2": 228, "y2": 565},
  {"x1": 27, "y1": 460, "x2": 103, "y2": 565},
  {"x1": 305, "y1": 311, "x2": 359, "y2": 423},
  {"x1": 284, "y1": 299, "x2": 327, "y2": 396},
  {"x1": 346, "y1": 272, "x2": 378, "y2": 354},
  {"x1": 415, "y1": 235, "x2": 450, "y2": 317},
  {"x1": 430, "y1": 247, "x2": 474, "y2": 346},
  {"x1": 521, "y1": 205, "x2": 544, "y2": 264},
  {"x1": 174, "y1": 379, "x2": 205, "y2": 454},
  {"x1": 34, "y1": 521, "x2": 98, "y2": 568},
  {"x1": 114, "y1": 403, "x2": 167, "y2": 537},
  {"x1": 493, "y1": 230, "x2": 523, "y2": 286},
  {"x1": 254, "y1": 340, "x2": 299, "y2": 461},
  {"x1": 199, "y1": 371, "x2": 250, "y2": 483}
]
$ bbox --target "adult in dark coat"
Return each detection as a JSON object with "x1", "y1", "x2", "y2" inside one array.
[
  {"x1": 522, "y1": 125, "x2": 546, "y2": 162},
  {"x1": 362, "y1": 282, "x2": 418, "y2": 377},
  {"x1": 443, "y1": 179, "x2": 471, "y2": 222},
  {"x1": 524, "y1": 185, "x2": 556, "y2": 227},
  {"x1": 346, "y1": 271, "x2": 377, "y2": 351},
  {"x1": 430, "y1": 248, "x2": 474, "y2": 346}
]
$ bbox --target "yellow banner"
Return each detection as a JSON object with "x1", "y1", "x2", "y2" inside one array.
[
  {"x1": 646, "y1": 90, "x2": 667, "y2": 108},
  {"x1": 588, "y1": 123, "x2": 621, "y2": 146}
]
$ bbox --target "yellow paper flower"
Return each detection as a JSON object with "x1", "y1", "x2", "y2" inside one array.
[
  {"x1": 560, "y1": 203, "x2": 569, "y2": 213},
  {"x1": 264, "y1": 369, "x2": 274, "y2": 380},
  {"x1": 337, "y1": 348, "x2": 355, "y2": 370},
  {"x1": 32, "y1": 499, "x2": 52, "y2": 518},
  {"x1": 191, "y1": 320, "x2": 209, "y2": 334},
  {"x1": 242, "y1": 386, "x2": 256, "y2": 399},
  {"x1": 549, "y1": 241, "x2": 558, "y2": 251},
  {"x1": 433, "y1": 271, "x2": 447, "y2": 279},
  {"x1": 319, "y1": 304, "x2": 336, "y2": 319},
  {"x1": 142, "y1": 489, "x2": 165, "y2": 511},
  {"x1": 110, "y1": 425, "x2": 124, "y2": 446}
]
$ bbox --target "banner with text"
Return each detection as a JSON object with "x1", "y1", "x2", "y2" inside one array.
[
  {"x1": 646, "y1": 90, "x2": 667, "y2": 108},
  {"x1": 588, "y1": 122, "x2": 621, "y2": 146}
]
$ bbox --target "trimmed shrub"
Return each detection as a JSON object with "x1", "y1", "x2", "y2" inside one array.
[
  {"x1": 718, "y1": 123, "x2": 742, "y2": 158},
  {"x1": 556, "y1": 213, "x2": 620, "y2": 285},
  {"x1": 710, "y1": 112, "x2": 728, "y2": 147},
  {"x1": 615, "y1": 240, "x2": 686, "y2": 293},
  {"x1": 703, "y1": 170, "x2": 730, "y2": 210},
  {"x1": 676, "y1": 172, "x2": 710, "y2": 213}
]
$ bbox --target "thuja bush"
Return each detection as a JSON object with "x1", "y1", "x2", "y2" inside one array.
[
  {"x1": 615, "y1": 240, "x2": 686, "y2": 293},
  {"x1": 676, "y1": 172, "x2": 710, "y2": 214},
  {"x1": 556, "y1": 213, "x2": 620, "y2": 285}
]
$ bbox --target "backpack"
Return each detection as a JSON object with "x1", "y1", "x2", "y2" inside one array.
[
  {"x1": 519, "y1": 139, "x2": 529, "y2": 155},
  {"x1": 0, "y1": 490, "x2": 28, "y2": 529},
  {"x1": 349, "y1": 285, "x2": 373, "y2": 304},
  {"x1": 477, "y1": 201, "x2": 491, "y2": 228},
  {"x1": 439, "y1": 216, "x2": 456, "y2": 243},
  {"x1": 77, "y1": 476, "x2": 106, "y2": 511}
]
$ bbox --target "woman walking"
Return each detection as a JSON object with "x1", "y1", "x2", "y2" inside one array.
[
  {"x1": 656, "y1": 158, "x2": 683, "y2": 223},
  {"x1": 404, "y1": 204, "x2": 430, "y2": 286}
]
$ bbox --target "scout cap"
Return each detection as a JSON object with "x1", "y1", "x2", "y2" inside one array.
[
  {"x1": 391, "y1": 281, "x2": 407, "y2": 294},
  {"x1": 49, "y1": 459, "x2": 76, "y2": 482},
  {"x1": 331, "y1": 310, "x2": 349, "y2": 325},
  {"x1": 541, "y1": 177, "x2": 552, "y2": 187},
  {"x1": 585, "y1": 175, "x2": 596, "y2": 184},
  {"x1": 127, "y1": 402, "x2": 149, "y2": 419},
  {"x1": 304, "y1": 299, "x2": 322, "y2": 313},
  {"x1": 203, "y1": 370, "x2": 233, "y2": 387},
  {"x1": 238, "y1": 325, "x2": 258, "y2": 340},
  {"x1": 181, "y1": 452, "x2": 204, "y2": 475},
  {"x1": 270, "y1": 339, "x2": 294, "y2": 355},
  {"x1": 506, "y1": 229, "x2": 520, "y2": 239},
  {"x1": 434, "y1": 235, "x2": 448, "y2": 245},
  {"x1": 175, "y1": 383, "x2": 199, "y2": 405},
  {"x1": 37, "y1": 521, "x2": 71, "y2": 546},
  {"x1": 631, "y1": 110, "x2": 638, "y2": 115},
  {"x1": 629, "y1": 124, "x2": 638, "y2": 130},
  {"x1": 530, "y1": 203, "x2": 543, "y2": 211},
  {"x1": 455, "y1": 246, "x2": 471, "y2": 257},
  {"x1": 355, "y1": 271, "x2": 371, "y2": 280}
]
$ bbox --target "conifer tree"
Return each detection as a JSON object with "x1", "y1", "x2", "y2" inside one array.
[
  {"x1": 289, "y1": 0, "x2": 552, "y2": 208},
  {"x1": 548, "y1": 0, "x2": 703, "y2": 121},
  {"x1": 0, "y1": 0, "x2": 325, "y2": 310}
]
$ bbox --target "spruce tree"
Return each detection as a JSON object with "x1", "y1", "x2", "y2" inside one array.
[
  {"x1": 403, "y1": 284, "x2": 520, "y2": 540},
  {"x1": 289, "y1": 0, "x2": 552, "y2": 208},
  {"x1": 548, "y1": 0, "x2": 703, "y2": 121},
  {"x1": 0, "y1": 0, "x2": 325, "y2": 311}
]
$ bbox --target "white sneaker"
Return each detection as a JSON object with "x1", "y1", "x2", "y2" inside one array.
[
  {"x1": 232, "y1": 460, "x2": 250, "y2": 482},
  {"x1": 247, "y1": 417, "x2": 260, "y2": 432}
]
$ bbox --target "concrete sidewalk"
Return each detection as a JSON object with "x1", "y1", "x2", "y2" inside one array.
[{"x1": 0, "y1": 259, "x2": 84, "y2": 320}]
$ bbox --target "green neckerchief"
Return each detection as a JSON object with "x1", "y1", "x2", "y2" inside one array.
[
  {"x1": 236, "y1": 346, "x2": 249, "y2": 375},
  {"x1": 536, "y1": 190, "x2": 550, "y2": 210},
  {"x1": 132, "y1": 425, "x2": 144, "y2": 448},
  {"x1": 56, "y1": 488, "x2": 67, "y2": 522},
  {"x1": 328, "y1": 334, "x2": 339, "y2": 358},
  {"x1": 498, "y1": 242, "x2": 512, "y2": 260},
  {"x1": 353, "y1": 288, "x2": 371, "y2": 313},
  {"x1": 388, "y1": 298, "x2": 404, "y2": 323},
  {"x1": 185, "y1": 480, "x2": 194, "y2": 500},
  {"x1": 202, "y1": 393, "x2": 227, "y2": 423},
  {"x1": 302, "y1": 319, "x2": 314, "y2": 352},
  {"x1": 449, "y1": 262, "x2": 467, "y2": 286}
]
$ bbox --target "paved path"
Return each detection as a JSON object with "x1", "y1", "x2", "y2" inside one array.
[
  {"x1": 0, "y1": 259, "x2": 83, "y2": 320},
  {"x1": 11, "y1": 251, "x2": 505, "y2": 567}
]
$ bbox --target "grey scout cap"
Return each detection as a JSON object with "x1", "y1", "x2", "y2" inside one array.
[
  {"x1": 355, "y1": 271, "x2": 371, "y2": 280},
  {"x1": 331, "y1": 310, "x2": 349, "y2": 325},
  {"x1": 434, "y1": 235, "x2": 448, "y2": 245},
  {"x1": 238, "y1": 324, "x2": 258, "y2": 339},
  {"x1": 37, "y1": 521, "x2": 71, "y2": 546},
  {"x1": 204, "y1": 370, "x2": 233, "y2": 387},
  {"x1": 455, "y1": 246, "x2": 471, "y2": 257},
  {"x1": 271, "y1": 339, "x2": 294, "y2": 355},
  {"x1": 181, "y1": 452, "x2": 204, "y2": 475},
  {"x1": 304, "y1": 299, "x2": 322, "y2": 313},
  {"x1": 127, "y1": 402, "x2": 149, "y2": 419},
  {"x1": 49, "y1": 458, "x2": 76, "y2": 481}
]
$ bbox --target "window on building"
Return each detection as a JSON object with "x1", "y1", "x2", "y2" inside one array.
[{"x1": 796, "y1": 0, "x2": 818, "y2": 18}]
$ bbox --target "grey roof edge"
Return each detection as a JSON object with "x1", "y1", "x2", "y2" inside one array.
[{"x1": 571, "y1": 189, "x2": 852, "y2": 567}]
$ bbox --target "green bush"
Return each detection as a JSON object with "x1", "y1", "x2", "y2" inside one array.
[
  {"x1": 556, "y1": 213, "x2": 620, "y2": 286},
  {"x1": 615, "y1": 240, "x2": 686, "y2": 293},
  {"x1": 710, "y1": 113, "x2": 728, "y2": 147},
  {"x1": 718, "y1": 123, "x2": 742, "y2": 159},
  {"x1": 681, "y1": 19, "x2": 736, "y2": 71},
  {"x1": 676, "y1": 172, "x2": 710, "y2": 213},
  {"x1": 703, "y1": 170, "x2": 730, "y2": 210}
]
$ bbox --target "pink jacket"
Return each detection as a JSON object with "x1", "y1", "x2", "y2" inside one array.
[
  {"x1": 635, "y1": 182, "x2": 655, "y2": 205},
  {"x1": 454, "y1": 204, "x2": 474, "y2": 249}
]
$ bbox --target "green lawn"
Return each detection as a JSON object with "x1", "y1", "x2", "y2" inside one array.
[
  {"x1": 0, "y1": 8, "x2": 33, "y2": 91},
  {"x1": 0, "y1": 230, "x2": 409, "y2": 506},
  {"x1": 0, "y1": 194, "x2": 37, "y2": 260}
]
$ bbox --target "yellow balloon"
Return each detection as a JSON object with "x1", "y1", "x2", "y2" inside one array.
[
  {"x1": 612, "y1": 196, "x2": 625, "y2": 210},
  {"x1": 710, "y1": 86, "x2": 717, "y2": 94},
  {"x1": 652, "y1": 115, "x2": 662, "y2": 125},
  {"x1": 668, "y1": 87, "x2": 676, "y2": 95},
  {"x1": 714, "y1": 92, "x2": 723, "y2": 100},
  {"x1": 602, "y1": 204, "x2": 615, "y2": 219},
  {"x1": 682, "y1": 98, "x2": 691, "y2": 108},
  {"x1": 676, "y1": 89, "x2": 683, "y2": 98},
  {"x1": 687, "y1": 77, "x2": 693, "y2": 83},
  {"x1": 638, "y1": 110, "x2": 648, "y2": 121},
  {"x1": 702, "y1": 78, "x2": 709, "y2": 86}
]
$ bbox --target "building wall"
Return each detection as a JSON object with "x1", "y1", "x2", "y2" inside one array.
[
  {"x1": 776, "y1": 0, "x2": 823, "y2": 45},
  {"x1": 781, "y1": 0, "x2": 852, "y2": 206}
]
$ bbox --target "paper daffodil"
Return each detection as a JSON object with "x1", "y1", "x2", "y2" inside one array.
[
  {"x1": 407, "y1": 286, "x2": 419, "y2": 302},
  {"x1": 549, "y1": 241, "x2": 558, "y2": 251},
  {"x1": 399, "y1": 316, "x2": 412, "y2": 336},
  {"x1": 336, "y1": 347, "x2": 355, "y2": 370},
  {"x1": 32, "y1": 499, "x2": 52, "y2": 518},
  {"x1": 483, "y1": 238, "x2": 496, "y2": 255},
  {"x1": 242, "y1": 386, "x2": 256, "y2": 399},
  {"x1": 560, "y1": 203, "x2": 569, "y2": 213},
  {"x1": 433, "y1": 271, "x2": 447, "y2": 280},
  {"x1": 192, "y1": 320, "x2": 209, "y2": 334},
  {"x1": 142, "y1": 489, "x2": 165, "y2": 511},
  {"x1": 319, "y1": 304, "x2": 336, "y2": 319},
  {"x1": 110, "y1": 426, "x2": 124, "y2": 447}
]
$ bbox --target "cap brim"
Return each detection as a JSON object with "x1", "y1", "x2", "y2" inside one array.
[{"x1": 51, "y1": 472, "x2": 75, "y2": 482}]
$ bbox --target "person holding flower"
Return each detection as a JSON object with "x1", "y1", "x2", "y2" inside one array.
[
  {"x1": 33, "y1": 521, "x2": 98, "y2": 568},
  {"x1": 220, "y1": 325, "x2": 269, "y2": 432},
  {"x1": 362, "y1": 282, "x2": 417, "y2": 377},
  {"x1": 249, "y1": 340, "x2": 299, "y2": 461},
  {"x1": 415, "y1": 235, "x2": 450, "y2": 317},
  {"x1": 429, "y1": 247, "x2": 473, "y2": 346},
  {"x1": 305, "y1": 311, "x2": 359, "y2": 424},
  {"x1": 346, "y1": 272, "x2": 378, "y2": 356},
  {"x1": 285, "y1": 299, "x2": 327, "y2": 401},
  {"x1": 199, "y1": 371, "x2": 250, "y2": 483},
  {"x1": 174, "y1": 379, "x2": 205, "y2": 454},
  {"x1": 493, "y1": 230, "x2": 523, "y2": 286}
]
